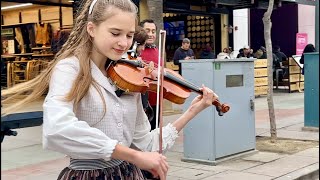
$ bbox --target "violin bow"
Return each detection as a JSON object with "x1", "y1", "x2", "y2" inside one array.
[{"x1": 156, "y1": 30, "x2": 167, "y2": 154}]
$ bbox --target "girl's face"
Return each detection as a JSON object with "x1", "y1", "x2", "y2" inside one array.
[{"x1": 88, "y1": 9, "x2": 136, "y2": 61}]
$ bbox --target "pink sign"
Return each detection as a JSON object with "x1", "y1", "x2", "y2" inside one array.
[{"x1": 296, "y1": 33, "x2": 308, "y2": 55}]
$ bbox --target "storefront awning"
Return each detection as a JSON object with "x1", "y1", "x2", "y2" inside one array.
[
  {"x1": 281, "y1": 0, "x2": 316, "y2": 6},
  {"x1": 164, "y1": 0, "x2": 316, "y2": 15}
]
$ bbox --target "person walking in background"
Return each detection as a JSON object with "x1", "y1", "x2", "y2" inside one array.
[
  {"x1": 300, "y1": 44, "x2": 316, "y2": 75},
  {"x1": 173, "y1": 38, "x2": 195, "y2": 75},
  {"x1": 2, "y1": 0, "x2": 218, "y2": 179}
]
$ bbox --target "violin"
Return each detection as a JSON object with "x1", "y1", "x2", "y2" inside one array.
[{"x1": 106, "y1": 59, "x2": 230, "y2": 116}]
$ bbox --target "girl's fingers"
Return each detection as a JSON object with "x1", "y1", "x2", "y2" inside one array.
[
  {"x1": 160, "y1": 157, "x2": 168, "y2": 178},
  {"x1": 157, "y1": 166, "x2": 165, "y2": 180}
]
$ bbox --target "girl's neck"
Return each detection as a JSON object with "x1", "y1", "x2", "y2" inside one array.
[{"x1": 91, "y1": 53, "x2": 107, "y2": 75}]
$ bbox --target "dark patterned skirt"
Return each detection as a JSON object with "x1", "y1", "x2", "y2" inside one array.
[{"x1": 57, "y1": 161, "x2": 159, "y2": 180}]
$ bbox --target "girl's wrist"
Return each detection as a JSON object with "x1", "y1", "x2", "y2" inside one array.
[
  {"x1": 112, "y1": 144, "x2": 140, "y2": 163},
  {"x1": 187, "y1": 104, "x2": 202, "y2": 117}
]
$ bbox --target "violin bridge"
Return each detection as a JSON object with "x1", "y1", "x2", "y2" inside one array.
[{"x1": 125, "y1": 89, "x2": 130, "y2": 92}]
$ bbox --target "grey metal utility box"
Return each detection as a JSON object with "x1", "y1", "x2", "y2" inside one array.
[
  {"x1": 180, "y1": 59, "x2": 256, "y2": 165},
  {"x1": 304, "y1": 52, "x2": 319, "y2": 128}
]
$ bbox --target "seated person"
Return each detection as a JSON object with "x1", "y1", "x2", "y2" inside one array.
[
  {"x1": 237, "y1": 45, "x2": 254, "y2": 58},
  {"x1": 273, "y1": 54, "x2": 287, "y2": 82},
  {"x1": 217, "y1": 47, "x2": 231, "y2": 59},
  {"x1": 199, "y1": 43, "x2": 215, "y2": 59}
]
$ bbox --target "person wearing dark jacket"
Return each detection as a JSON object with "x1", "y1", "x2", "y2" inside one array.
[
  {"x1": 173, "y1": 38, "x2": 195, "y2": 74},
  {"x1": 300, "y1": 44, "x2": 316, "y2": 75},
  {"x1": 200, "y1": 43, "x2": 215, "y2": 59},
  {"x1": 273, "y1": 45, "x2": 287, "y2": 68}
]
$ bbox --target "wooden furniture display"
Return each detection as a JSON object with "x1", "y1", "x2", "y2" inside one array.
[
  {"x1": 5, "y1": 47, "x2": 53, "y2": 87},
  {"x1": 165, "y1": 61, "x2": 179, "y2": 72},
  {"x1": 8, "y1": 59, "x2": 46, "y2": 87},
  {"x1": 288, "y1": 57, "x2": 304, "y2": 92},
  {"x1": 1, "y1": 55, "x2": 16, "y2": 88},
  {"x1": 254, "y1": 59, "x2": 268, "y2": 96}
]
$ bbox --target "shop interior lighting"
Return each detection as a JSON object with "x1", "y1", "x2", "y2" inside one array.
[{"x1": 1, "y1": 3, "x2": 33, "y2": 10}]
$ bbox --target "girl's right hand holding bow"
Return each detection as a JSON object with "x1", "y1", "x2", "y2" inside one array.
[{"x1": 112, "y1": 144, "x2": 168, "y2": 180}]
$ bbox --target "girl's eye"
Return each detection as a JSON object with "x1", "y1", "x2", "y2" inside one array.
[
  {"x1": 127, "y1": 35, "x2": 133, "y2": 38},
  {"x1": 111, "y1": 32, "x2": 119, "y2": 36}
]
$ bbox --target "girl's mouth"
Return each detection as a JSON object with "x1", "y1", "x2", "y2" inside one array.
[{"x1": 114, "y1": 49, "x2": 125, "y2": 54}]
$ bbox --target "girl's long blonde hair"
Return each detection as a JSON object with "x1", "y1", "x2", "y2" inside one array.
[{"x1": 2, "y1": 0, "x2": 138, "y2": 115}]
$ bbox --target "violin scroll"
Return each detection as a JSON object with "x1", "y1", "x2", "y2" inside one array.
[{"x1": 213, "y1": 100, "x2": 230, "y2": 116}]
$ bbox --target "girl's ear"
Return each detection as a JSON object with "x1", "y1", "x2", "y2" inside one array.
[{"x1": 87, "y1": 22, "x2": 95, "y2": 38}]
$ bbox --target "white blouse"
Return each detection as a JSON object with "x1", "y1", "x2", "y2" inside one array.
[{"x1": 42, "y1": 56, "x2": 178, "y2": 162}]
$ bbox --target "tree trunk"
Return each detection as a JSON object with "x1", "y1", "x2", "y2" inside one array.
[{"x1": 263, "y1": 0, "x2": 277, "y2": 142}]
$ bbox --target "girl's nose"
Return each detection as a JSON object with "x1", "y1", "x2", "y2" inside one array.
[{"x1": 117, "y1": 36, "x2": 129, "y2": 48}]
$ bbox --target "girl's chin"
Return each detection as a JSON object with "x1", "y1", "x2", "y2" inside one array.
[{"x1": 108, "y1": 54, "x2": 123, "y2": 60}]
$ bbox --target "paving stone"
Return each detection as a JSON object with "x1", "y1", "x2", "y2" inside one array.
[
  {"x1": 1, "y1": 138, "x2": 40, "y2": 152},
  {"x1": 169, "y1": 161, "x2": 198, "y2": 168},
  {"x1": 189, "y1": 164, "x2": 229, "y2": 174},
  {"x1": 244, "y1": 155, "x2": 318, "y2": 177},
  {"x1": 1, "y1": 126, "x2": 42, "y2": 151},
  {"x1": 241, "y1": 151, "x2": 285, "y2": 163},
  {"x1": 168, "y1": 166, "x2": 184, "y2": 174},
  {"x1": 256, "y1": 128, "x2": 270, "y2": 136},
  {"x1": 259, "y1": 129, "x2": 319, "y2": 141},
  {"x1": 294, "y1": 147, "x2": 319, "y2": 158},
  {"x1": 2, "y1": 144, "x2": 65, "y2": 170},
  {"x1": 201, "y1": 170, "x2": 273, "y2": 180},
  {"x1": 217, "y1": 159, "x2": 263, "y2": 171},
  {"x1": 256, "y1": 117, "x2": 303, "y2": 130},
  {"x1": 273, "y1": 163, "x2": 319, "y2": 180},
  {"x1": 166, "y1": 151, "x2": 184, "y2": 163},
  {"x1": 283, "y1": 123, "x2": 304, "y2": 131},
  {"x1": 169, "y1": 168, "x2": 216, "y2": 179},
  {"x1": 166, "y1": 175, "x2": 186, "y2": 180},
  {"x1": 24, "y1": 172, "x2": 59, "y2": 180}
]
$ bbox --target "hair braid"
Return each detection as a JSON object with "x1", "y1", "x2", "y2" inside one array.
[{"x1": 2, "y1": 0, "x2": 138, "y2": 116}]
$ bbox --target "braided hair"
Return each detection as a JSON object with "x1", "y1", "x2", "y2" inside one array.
[{"x1": 2, "y1": 0, "x2": 138, "y2": 115}]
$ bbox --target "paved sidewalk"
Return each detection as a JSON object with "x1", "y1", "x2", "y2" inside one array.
[{"x1": 1, "y1": 92, "x2": 319, "y2": 179}]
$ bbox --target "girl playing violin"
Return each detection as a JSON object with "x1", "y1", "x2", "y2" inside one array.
[{"x1": 1, "y1": 0, "x2": 218, "y2": 179}]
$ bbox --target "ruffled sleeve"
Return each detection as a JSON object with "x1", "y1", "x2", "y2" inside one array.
[{"x1": 130, "y1": 95, "x2": 179, "y2": 153}]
